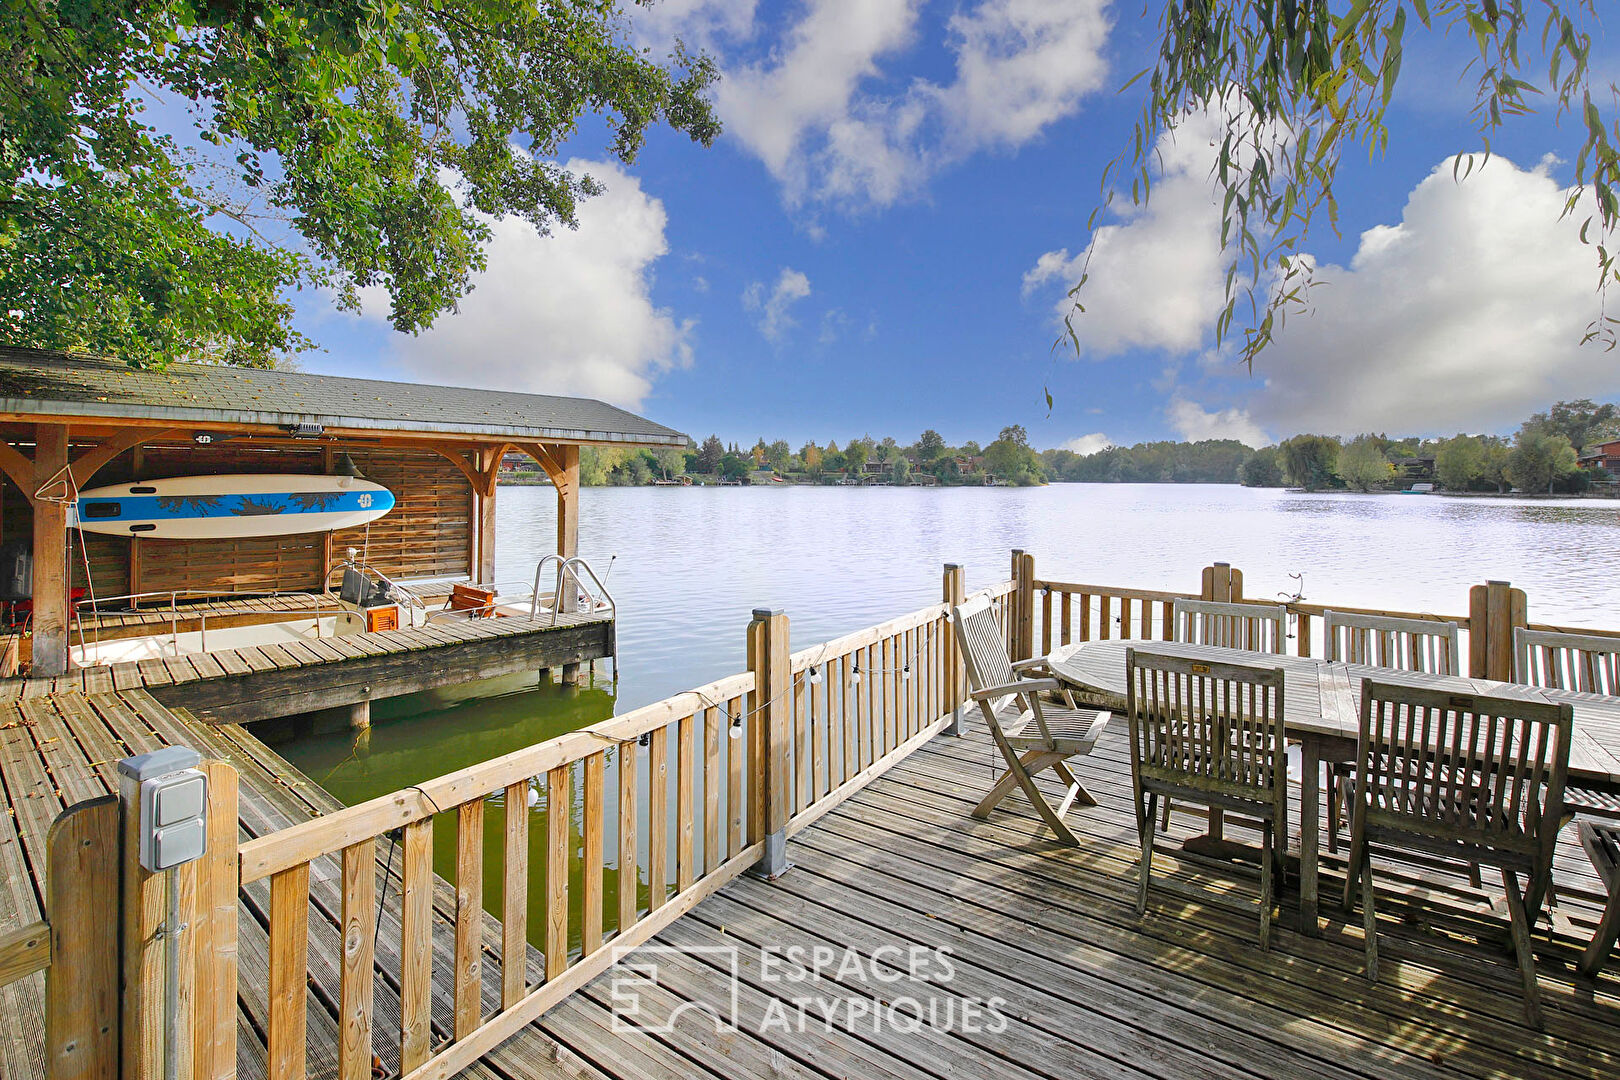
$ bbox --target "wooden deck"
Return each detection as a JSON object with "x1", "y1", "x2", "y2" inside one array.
[
  {"x1": 3, "y1": 694, "x2": 1616, "y2": 1080},
  {"x1": 0, "y1": 609, "x2": 613, "y2": 722}
]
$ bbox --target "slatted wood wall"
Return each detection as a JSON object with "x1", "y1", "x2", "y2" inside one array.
[{"x1": 1, "y1": 439, "x2": 474, "y2": 601}]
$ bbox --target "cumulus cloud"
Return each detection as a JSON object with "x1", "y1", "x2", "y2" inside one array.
[
  {"x1": 1023, "y1": 109, "x2": 1230, "y2": 356},
  {"x1": 374, "y1": 159, "x2": 690, "y2": 409},
  {"x1": 1167, "y1": 398, "x2": 1270, "y2": 447},
  {"x1": 1061, "y1": 432, "x2": 1113, "y2": 455},
  {"x1": 709, "y1": 0, "x2": 1109, "y2": 208},
  {"x1": 1237, "y1": 155, "x2": 1618, "y2": 436},
  {"x1": 743, "y1": 268, "x2": 812, "y2": 341}
]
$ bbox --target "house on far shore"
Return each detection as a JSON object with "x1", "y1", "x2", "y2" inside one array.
[{"x1": 1579, "y1": 439, "x2": 1620, "y2": 480}]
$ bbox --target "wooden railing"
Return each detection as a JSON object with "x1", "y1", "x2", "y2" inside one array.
[
  {"x1": 220, "y1": 569, "x2": 1006, "y2": 1080},
  {"x1": 1017, "y1": 554, "x2": 1585, "y2": 684}
]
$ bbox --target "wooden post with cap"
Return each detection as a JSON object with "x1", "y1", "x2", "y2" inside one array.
[
  {"x1": 747, "y1": 607, "x2": 792, "y2": 877},
  {"x1": 943, "y1": 563, "x2": 966, "y2": 736}
]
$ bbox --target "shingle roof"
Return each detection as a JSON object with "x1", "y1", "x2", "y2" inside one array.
[{"x1": 0, "y1": 348, "x2": 686, "y2": 446}]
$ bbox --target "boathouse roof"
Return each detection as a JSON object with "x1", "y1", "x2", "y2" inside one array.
[{"x1": 0, "y1": 347, "x2": 686, "y2": 446}]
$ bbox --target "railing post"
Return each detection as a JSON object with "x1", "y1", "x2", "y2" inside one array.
[
  {"x1": 943, "y1": 564, "x2": 966, "y2": 736},
  {"x1": 1012, "y1": 550, "x2": 1035, "y2": 661},
  {"x1": 46, "y1": 795, "x2": 122, "y2": 1080},
  {"x1": 747, "y1": 608, "x2": 792, "y2": 878},
  {"x1": 192, "y1": 762, "x2": 239, "y2": 1080},
  {"x1": 1201, "y1": 561, "x2": 1243, "y2": 602},
  {"x1": 1469, "y1": 579, "x2": 1528, "y2": 680},
  {"x1": 117, "y1": 748, "x2": 204, "y2": 1080}
]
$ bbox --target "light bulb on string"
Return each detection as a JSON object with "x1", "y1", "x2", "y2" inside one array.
[
  {"x1": 902, "y1": 663, "x2": 911, "y2": 681},
  {"x1": 850, "y1": 662, "x2": 861, "y2": 686},
  {"x1": 808, "y1": 665, "x2": 822, "y2": 685},
  {"x1": 729, "y1": 715, "x2": 745, "y2": 740}
]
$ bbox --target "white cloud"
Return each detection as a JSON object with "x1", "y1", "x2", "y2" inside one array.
[
  {"x1": 819, "y1": 307, "x2": 851, "y2": 344},
  {"x1": 633, "y1": 0, "x2": 758, "y2": 50},
  {"x1": 1167, "y1": 398, "x2": 1270, "y2": 447},
  {"x1": 367, "y1": 159, "x2": 689, "y2": 410},
  {"x1": 1023, "y1": 109, "x2": 1230, "y2": 356},
  {"x1": 743, "y1": 267, "x2": 812, "y2": 341},
  {"x1": 1235, "y1": 155, "x2": 1619, "y2": 436},
  {"x1": 709, "y1": 0, "x2": 1109, "y2": 208},
  {"x1": 1061, "y1": 432, "x2": 1112, "y2": 455}
]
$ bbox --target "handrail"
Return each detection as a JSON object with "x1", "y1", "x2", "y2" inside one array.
[
  {"x1": 70, "y1": 589, "x2": 340, "y2": 665},
  {"x1": 0, "y1": 920, "x2": 50, "y2": 989},
  {"x1": 531, "y1": 555, "x2": 616, "y2": 625}
]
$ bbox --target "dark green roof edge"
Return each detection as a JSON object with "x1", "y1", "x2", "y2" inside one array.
[{"x1": 0, "y1": 348, "x2": 688, "y2": 447}]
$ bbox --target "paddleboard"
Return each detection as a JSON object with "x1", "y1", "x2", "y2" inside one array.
[{"x1": 71, "y1": 474, "x2": 396, "y2": 539}]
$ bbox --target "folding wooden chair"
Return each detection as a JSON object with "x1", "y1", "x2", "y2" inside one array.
[
  {"x1": 1578, "y1": 821, "x2": 1620, "y2": 978},
  {"x1": 1341, "y1": 679, "x2": 1570, "y2": 1026},
  {"x1": 1127, "y1": 648, "x2": 1288, "y2": 948},
  {"x1": 952, "y1": 594, "x2": 1110, "y2": 845}
]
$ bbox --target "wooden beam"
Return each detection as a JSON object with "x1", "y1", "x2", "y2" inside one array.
[
  {"x1": 67, "y1": 427, "x2": 178, "y2": 489},
  {"x1": 421, "y1": 444, "x2": 484, "y2": 494},
  {"x1": 32, "y1": 424, "x2": 69, "y2": 675},
  {"x1": 553, "y1": 444, "x2": 579, "y2": 560},
  {"x1": 476, "y1": 448, "x2": 498, "y2": 585},
  {"x1": 0, "y1": 440, "x2": 35, "y2": 495}
]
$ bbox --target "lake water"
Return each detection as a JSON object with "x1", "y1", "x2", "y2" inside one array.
[{"x1": 267, "y1": 483, "x2": 1620, "y2": 946}]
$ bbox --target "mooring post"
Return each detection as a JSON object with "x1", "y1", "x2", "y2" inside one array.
[
  {"x1": 1469, "y1": 579, "x2": 1527, "y2": 680},
  {"x1": 747, "y1": 607, "x2": 792, "y2": 878},
  {"x1": 348, "y1": 696, "x2": 371, "y2": 731},
  {"x1": 943, "y1": 563, "x2": 966, "y2": 736}
]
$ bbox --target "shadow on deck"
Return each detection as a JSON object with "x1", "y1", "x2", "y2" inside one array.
[{"x1": 581, "y1": 724, "x2": 1620, "y2": 1080}]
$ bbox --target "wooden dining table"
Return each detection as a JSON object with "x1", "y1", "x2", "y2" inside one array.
[{"x1": 1046, "y1": 639, "x2": 1620, "y2": 935}]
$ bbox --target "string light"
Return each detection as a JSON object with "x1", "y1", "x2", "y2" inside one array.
[
  {"x1": 850, "y1": 661, "x2": 861, "y2": 686},
  {"x1": 808, "y1": 664, "x2": 822, "y2": 685},
  {"x1": 902, "y1": 663, "x2": 911, "y2": 681},
  {"x1": 729, "y1": 715, "x2": 745, "y2": 740}
]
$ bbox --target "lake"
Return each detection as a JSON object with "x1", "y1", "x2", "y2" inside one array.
[{"x1": 267, "y1": 483, "x2": 1620, "y2": 948}]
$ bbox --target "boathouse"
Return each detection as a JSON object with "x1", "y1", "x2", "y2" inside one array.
[{"x1": 0, "y1": 347, "x2": 685, "y2": 698}]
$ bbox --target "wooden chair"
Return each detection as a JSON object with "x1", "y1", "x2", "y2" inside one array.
[
  {"x1": 1171, "y1": 598, "x2": 1287, "y2": 653},
  {"x1": 446, "y1": 582, "x2": 497, "y2": 618},
  {"x1": 952, "y1": 594, "x2": 1110, "y2": 845},
  {"x1": 1577, "y1": 821, "x2": 1620, "y2": 977},
  {"x1": 1159, "y1": 598, "x2": 1287, "y2": 832},
  {"x1": 1324, "y1": 610, "x2": 1460, "y2": 674},
  {"x1": 1324, "y1": 611, "x2": 1462, "y2": 856},
  {"x1": 1513, "y1": 628, "x2": 1620, "y2": 821},
  {"x1": 1340, "y1": 679, "x2": 1570, "y2": 1026},
  {"x1": 1126, "y1": 648, "x2": 1288, "y2": 947}
]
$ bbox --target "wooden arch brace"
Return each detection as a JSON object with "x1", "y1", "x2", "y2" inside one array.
[
  {"x1": 0, "y1": 426, "x2": 179, "y2": 504},
  {"x1": 422, "y1": 443, "x2": 509, "y2": 497}
]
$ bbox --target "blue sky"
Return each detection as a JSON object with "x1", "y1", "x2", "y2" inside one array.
[{"x1": 296, "y1": 2, "x2": 1618, "y2": 453}]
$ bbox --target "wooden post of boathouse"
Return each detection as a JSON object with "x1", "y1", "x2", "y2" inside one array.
[{"x1": 0, "y1": 347, "x2": 684, "y2": 697}]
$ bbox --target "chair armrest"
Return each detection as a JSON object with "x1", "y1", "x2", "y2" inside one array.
[
  {"x1": 1010, "y1": 657, "x2": 1049, "y2": 673},
  {"x1": 971, "y1": 678, "x2": 1063, "y2": 701}
]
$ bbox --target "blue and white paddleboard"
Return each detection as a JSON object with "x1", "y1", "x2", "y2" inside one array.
[{"x1": 71, "y1": 474, "x2": 396, "y2": 539}]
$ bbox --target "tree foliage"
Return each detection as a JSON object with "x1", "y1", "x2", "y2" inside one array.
[
  {"x1": 1279, "y1": 434, "x2": 1340, "y2": 491},
  {"x1": 1507, "y1": 430, "x2": 1579, "y2": 491},
  {"x1": 1519, "y1": 397, "x2": 1617, "y2": 450},
  {"x1": 1067, "y1": 1, "x2": 1618, "y2": 368},
  {"x1": 1338, "y1": 434, "x2": 1397, "y2": 491},
  {"x1": 0, "y1": 0, "x2": 719, "y2": 366},
  {"x1": 1238, "y1": 445, "x2": 1285, "y2": 486}
]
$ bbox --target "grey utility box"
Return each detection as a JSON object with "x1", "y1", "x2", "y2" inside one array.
[{"x1": 117, "y1": 746, "x2": 208, "y2": 872}]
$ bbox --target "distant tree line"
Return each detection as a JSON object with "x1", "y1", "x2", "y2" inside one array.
[
  {"x1": 502, "y1": 398, "x2": 1620, "y2": 494},
  {"x1": 543, "y1": 426, "x2": 1048, "y2": 487}
]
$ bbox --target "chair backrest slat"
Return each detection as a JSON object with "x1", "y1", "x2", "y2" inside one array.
[
  {"x1": 953, "y1": 595, "x2": 1017, "y2": 714},
  {"x1": 1514, "y1": 627, "x2": 1620, "y2": 695},
  {"x1": 1171, "y1": 599, "x2": 1286, "y2": 654},
  {"x1": 1324, "y1": 610, "x2": 1459, "y2": 675},
  {"x1": 1126, "y1": 648, "x2": 1286, "y2": 799},
  {"x1": 1357, "y1": 678, "x2": 1571, "y2": 848}
]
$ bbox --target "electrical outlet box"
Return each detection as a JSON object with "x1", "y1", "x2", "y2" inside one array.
[{"x1": 117, "y1": 746, "x2": 208, "y2": 872}]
